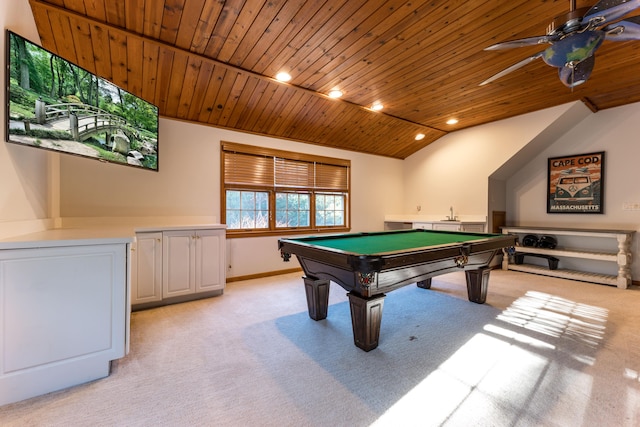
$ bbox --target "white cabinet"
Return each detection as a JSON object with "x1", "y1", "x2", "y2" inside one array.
[
  {"x1": 163, "y1": 229, "x2": 225, "y2": 297},
  {"x1": 412, "y1": 222, "x2": 433, "y2": 230},
  {"x1": 432, "y1": 222, "x2": 461, "y2": 231},
  {"x1": 502, "y1": 226, "x2": 635, "y2": 288},
  {"x1": 130, "y1": 232, "x2": 163, "y2": 305},
  {"x1": 132, "y1": 226, "x2": 226, "y2": 309},
  {"x1": 461, "y1": 223, "x2": 486, "y2": 233},
  {"x1": 412, "y1": 222, "x2": 486, "y2": 232},
  {"x1": 0, "y1": 240, "x2": 130, "y2": 405}
]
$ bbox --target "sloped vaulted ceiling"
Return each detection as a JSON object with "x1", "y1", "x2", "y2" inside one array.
[{"x1": 26, "y1": 0, "x2": 640, "y2": 159}]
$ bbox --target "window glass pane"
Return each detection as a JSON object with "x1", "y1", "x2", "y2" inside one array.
[
  {"x1": 256, "y1": 210, "x2": 269, "y2": 228},
  {"x1": 326, "y1": 195, "x2": 335, "y2": 209},
  {"x1": 226, "y1": 190, "x2": 240, "y2": 209},
  {"x1": 256, "y1": 192, "x2": 269, "y2": 210},
  {"x1": 289, "y1": 212, "x2": 299, "y2": 227},
  {"x1": 287, "y1": 193, "x2": 298, "y2": 209},
  {"x1": 241, "y1": 192, "x2": 255, "y2": 210},
  {"x1": 326, "y1": 211, "x2": 335, "y2": 226},
  {"x1": 299, "y1": 212, "x2": 310, "y2": 227},
  {"x1": 315, "y1": 193, "x2": 345, "y2": 227},
  {"x1": 226, "y1": 190, "x2": 269, "y2": 230},
  {"x1": 300, "y1": 195, "x2": 310, "y2": 210},
  {"x1": 276, "y1": 192, "x2": 310, "y2": 228},
  {"x1": 241, "y1": 211, "x2": 256, "y2": 229},
  {"x1": 226, "y1": 210, "x2": 240, "y2": 229}
]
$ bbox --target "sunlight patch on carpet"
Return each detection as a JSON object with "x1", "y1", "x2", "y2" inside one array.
[{"x1": 372, "y1": 290, "x2": 609, "y2": 426}]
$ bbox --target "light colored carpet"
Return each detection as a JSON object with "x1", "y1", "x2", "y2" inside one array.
[{"x1": 2, "y1": 269, "x2": 640, "y2": 426}]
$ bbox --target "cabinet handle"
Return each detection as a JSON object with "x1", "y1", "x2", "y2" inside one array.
[{"x1": 157, "y1": 238, "x2": 161, "y2": 242}]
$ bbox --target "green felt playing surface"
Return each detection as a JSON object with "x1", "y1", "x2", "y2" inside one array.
[{"x1": 303, "y1": 230, "x2": 494, "y2": 255}]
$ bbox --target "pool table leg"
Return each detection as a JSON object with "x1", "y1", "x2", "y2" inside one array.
[
  {"x1": 465, "y1": 266, "x2": 491, "y2": 304},
  {"x1": 347, "y1": 292, "x2": 386, "y2": 351},
  {"x1": 303, "y1": 277, "x2": 330, "y2": 320}
]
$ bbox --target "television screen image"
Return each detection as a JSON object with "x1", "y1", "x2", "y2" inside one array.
[{"x1": 5, "y1": 30, "x2": 159, "y2": 171}]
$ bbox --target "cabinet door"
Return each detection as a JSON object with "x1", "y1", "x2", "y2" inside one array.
[
  {"x1": 461, "y1": 224, "x2": 485, "y2": 233},
  {"x1": 433, "y1": 223, "x2": 461, "y2": 231},
  {"x1": 131, "y1": 232, "x2": 163, "y2": 305},
  {"x1": 162, "y1": 231, "x2": 196, "y2": 298},
  {"x1": 194, "y1": 229, "x2": 225, "y2": 292},
  {"x1": 412, "y1": 222, "x2": 433, "y2": 230}
]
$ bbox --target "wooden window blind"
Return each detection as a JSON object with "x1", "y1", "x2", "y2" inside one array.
[
  {"x1": 222, "y1": 142, "x2": 350, "y2": 189},
  {"x1": 224, "y1": 152, "x2": 274, "y2": 187}
]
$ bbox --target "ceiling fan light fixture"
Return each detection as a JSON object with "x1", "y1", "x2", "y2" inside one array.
[
  {"x1": 480, "y1": 0, "x2": 640, "y2": 88},
  {"x1": 275, "y1": 71, "x2": 292, "y2": 82}
]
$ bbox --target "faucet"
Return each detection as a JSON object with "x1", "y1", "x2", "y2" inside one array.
[{"x1": 449, "y1": 206, "x2": 454, "y2": 220}]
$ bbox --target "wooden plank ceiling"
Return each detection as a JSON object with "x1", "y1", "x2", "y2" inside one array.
[{"x1": 26, "y1": 0, "x2": 640, "y2": 159}]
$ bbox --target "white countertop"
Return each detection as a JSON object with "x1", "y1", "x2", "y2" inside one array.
[
  {"x1": 384, "y1": 215, "x2": 486, "y2": 224},
  {"x1": 0, "y1": 224, "x2": 226, "y2": 250}
]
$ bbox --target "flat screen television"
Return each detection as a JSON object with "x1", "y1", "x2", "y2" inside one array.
[{"x1": 5, "y1": 30, "x2": 159, "y2": 171}]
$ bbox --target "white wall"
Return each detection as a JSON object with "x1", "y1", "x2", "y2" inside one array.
[
  {"x1": 0, "y1": 0, "x2": 53, "y2": 237},
  {"x1": 402, "y1": 104, "x2": 577, "y2": 220},
  {"x1": 60, "y1": 119, "x2": 220, "y2": 219}
]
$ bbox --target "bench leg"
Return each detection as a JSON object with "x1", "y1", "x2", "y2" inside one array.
[
  {"x1": 465, "y1": 267, "x2": 491, "y2": 304},
  {"x1": 347, "y1": 292, "x2": 386, "y2": 351},
  {"x1": 303, "y1": 277, "x2": 330, "y2": 320},
  {"x1": 417, "y1": 278, "x2": 432, "y2": 289}
]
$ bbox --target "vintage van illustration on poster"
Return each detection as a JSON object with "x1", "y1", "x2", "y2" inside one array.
[{"x1": 547, "y1": 151, "x2": 604, "y2": 214}]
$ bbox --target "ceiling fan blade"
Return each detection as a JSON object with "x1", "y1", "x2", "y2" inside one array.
[
  {"x1": 479, "y1": 52, "x2": 545, "y2": 86},
  {"x1": 604, "y1": 16, "x2": 640, "y2": 41},
  {"x1": 558, "y1": 55, "x2": 596, "y2": 88},
  {"x1": 484, "y1": 36, "x2": 551, "y2": 51},
  {"x1": 583, "y1": 0, "x2": 640, "y2": 27}
]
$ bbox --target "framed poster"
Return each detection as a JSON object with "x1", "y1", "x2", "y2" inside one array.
[{"x1": 547, "y1": 151, "x2": 604, "y2": 214}]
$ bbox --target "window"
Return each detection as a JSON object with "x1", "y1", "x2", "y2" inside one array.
[{"x1": 221, "y1": 142, "x2": 350, "y2": 237}]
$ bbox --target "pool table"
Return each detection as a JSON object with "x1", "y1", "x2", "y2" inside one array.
[{"x1": 278, "y1": 229, "x2": 516, "y2": 351}]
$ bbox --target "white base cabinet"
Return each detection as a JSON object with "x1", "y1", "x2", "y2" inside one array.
[
  {"x1": 132, "y1": 226, "x2": 226, "y2": 308},
  {"x1": 0, "y1": 240, "x2": 130, "y2": 406},
  {"x1": 413, "y1": 222, "x2": 486, "y2": 232}
]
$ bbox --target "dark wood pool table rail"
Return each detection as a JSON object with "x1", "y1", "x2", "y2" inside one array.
[{"x1": 279, "y1": 229, "x2": 516, "y2": 351}]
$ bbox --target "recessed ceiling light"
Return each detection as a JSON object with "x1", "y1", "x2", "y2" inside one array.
[
  {"x1": 275, "y1": 72, "x2": 292, "y2": 82},
  {"x1": 328, "y1": 89, "x2": 343, "y2": 98},
  {"x1": 446, "y1": 118, "x2": 459, "y2": 125},
  {"x1": 371, "y1": 102, "x2": 383, "y2": 111},
  {"x1": 415, "y1": 133, "x2": 425, "y2": 141}
]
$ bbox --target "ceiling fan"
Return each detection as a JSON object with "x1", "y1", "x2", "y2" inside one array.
[{"x1": 480, "y1": 0, "x2": 640, "y2": 88}]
